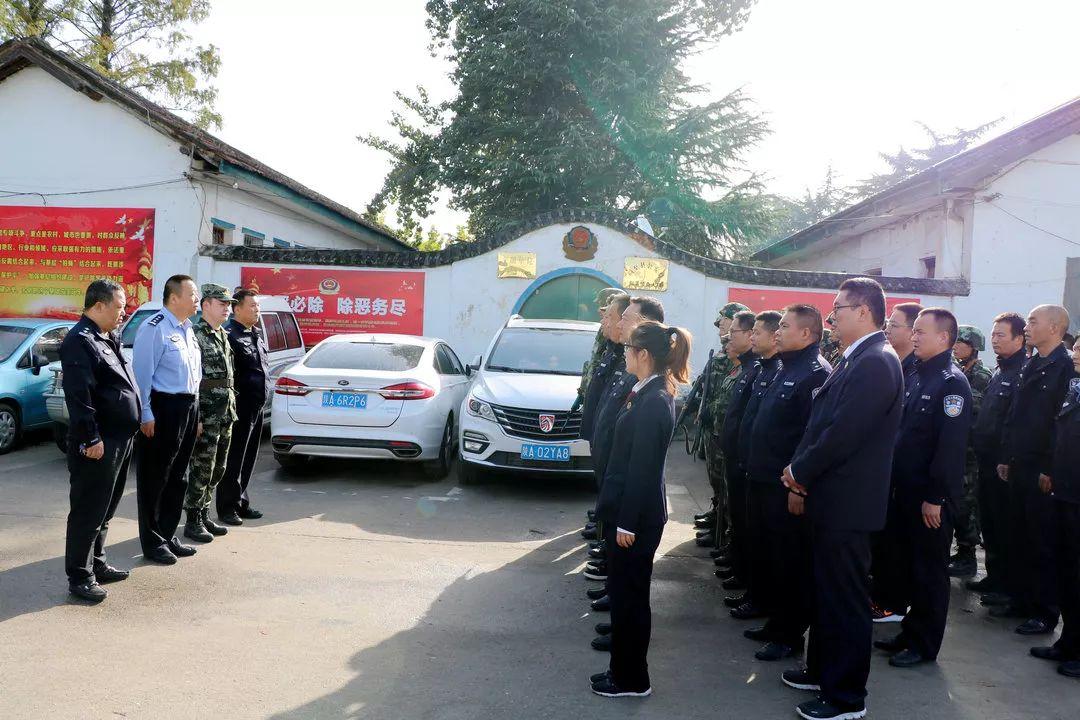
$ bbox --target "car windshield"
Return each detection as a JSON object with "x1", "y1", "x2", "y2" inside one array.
[
  {"x1": 305, "y1": 342, "x2": 425, "y2": 371},
  {"x1": 486, "y1": 327, "x2": 595, "y2": 376},
  {"x1": 121, "y1": 309, "x2": 202, "y2": 347},
  {"x1": 0, "y1": 325, "x2": 33, "y2": 362}
]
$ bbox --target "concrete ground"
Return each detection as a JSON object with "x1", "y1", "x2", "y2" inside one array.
[{"x1": 0, "y1": 431, "x2": 1077, "y2": 720}]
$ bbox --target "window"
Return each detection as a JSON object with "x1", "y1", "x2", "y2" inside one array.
[
  {"x1": 921, "y1": 256, "x2": 936, "y2": 279},
  {"x1": 243, "y1": 234, "x2": 264, "y2": 248},
  {"x1": 486, "y1": 327, "x2": 597, "y2": 376},
  {"x1": 0, "y1": 325, "x2": 33, "y2": 363},
  {"x1": 261, "y1": 312, "x2": 285, "y2": 352},
  {"x1": 434, "y1": 344, "x2": 463, "y2": 375},
  {"x1": 305, "y1": 342, "x2": 425, "y2": 371},
  {"x1": 212, "y1": 226, "x2": 226, "y2": 245},
  {"x1": 281, "y1": 313, "x2": 303, "y2": 349},
  {"x1": 19, "y1": 326, "x2": 68, "y2": 367},
  {"x1": 864, "y1": 267, "x2": 883, "y2": 276}
]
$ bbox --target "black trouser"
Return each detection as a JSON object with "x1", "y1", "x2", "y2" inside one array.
[
  {"x1": 806, "y1": 527, "x2": 872, "y2": 709},
  {"x1": 65, "y1": 435, "x2": 134, "y2": 584},
  {"x1": 605, "y1": 523, "x2": 662, "y2": 691},
  {"x1": 726, "y1": 463, "x2": 749, "y2": 586},
  {"x1": 217, "y1": 399, "x2": 264, "y2": 515},
  {"x1": 1053, "y1": 500, "x2": 1080, "y2": 658},
  {"x1": 136, "y1": 392, "x2": 198, "y2": 553},
  {"x1": 1007, "y1": 463, "x2": 1059, "y2": 623},
  {"x1": 749, "y1": 481, "x2": 811, "y2": 646},
  {"x1": 895, "y1": 488, "x2": 952, "y2": 659},
  {"x1": 976, "y1": 455, "x2": 1009, "y2": 589},
  {"x1": 872, "y1": 493, "x2": 909, "y2": 614}
]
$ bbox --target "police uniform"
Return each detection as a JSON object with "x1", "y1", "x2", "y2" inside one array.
[
  {"x1": 883, "y1": 350, "x2": 972, "y2": 662},
  {"x1": 218, "y1": 313, "x2": 272, "y2": 519},
  {"x1": 1000, "y1": 343, "x2": 1073, "y2": 627},
  {"x1": 745, "y1": 343, "x2": 828, "y2": 651},
  {"x1": 951, "y1": 325, "x2": 992, "y2": 573},
  {"x1": 133, "y1": 305, "x2": 201, "y2": 560},
  {"x1": 970, "y1": 348, "x2": 1025, "y2": 592},
  {"x1": 573, "y1": 287, "x2": 624, "y2": 412},
  {"x1": 61, "y1": 315, "x2": 141, "y2": 592},
  {"x1": 581, "y1": 343, "x2": 622, "y2": 445},
  {"x1": 719, "y1": 349, "x2": 759, "y2": 583},
  {"x1": 1046, "y1": 375, "x2": 1080, "y2": 669},
  {"x1": 183, "y1": 284, "x2": 238, "y2": 539}
]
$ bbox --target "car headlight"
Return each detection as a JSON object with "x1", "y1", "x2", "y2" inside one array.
[{"x1": 467, "y1": 395, "x2": 498, "y2": 422}]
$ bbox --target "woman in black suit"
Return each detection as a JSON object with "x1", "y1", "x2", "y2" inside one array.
[{"x1": 591, "y1": 320, "x2": 692, "y2": 698}]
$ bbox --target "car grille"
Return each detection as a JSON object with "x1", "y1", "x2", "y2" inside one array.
[
  {"x1": 489, "y1": 403, "x2": 582, "y2": 441},
  {"x1": 488, "y1": 451, "x2": 593, "y2": 472}
]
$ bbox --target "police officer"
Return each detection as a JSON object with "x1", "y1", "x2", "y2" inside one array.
[
  {"x1": 949, "y1": 324, "x2": 992, "y2": 577},
  {"x1": 133, "y1": 274, "x2": 202, "y2": 564},
  {"x1": 994, "y1": 305, "x2": 1073, "y2": 635},
  {"x1": 744, "y1": 304, "x2": 829, "y2": 660},
  {"x1": 875, "y1": 308, "x2": 972, "y2": 668},
  {"x1": 61, "y1": 279, "x2": 142, "y2": 602},
  {"x1": 217, "y1": 289, "x2": 272, "y2": 524},
  {"x1": 968, "y1": 312, "x2": 1027, "y2": 601},
  {"x1": 574, "y1": 287, "x2": 625, "y2": 414},
  {"x1": 183, "y1": 284, "x2": 238, "y2": 542}
]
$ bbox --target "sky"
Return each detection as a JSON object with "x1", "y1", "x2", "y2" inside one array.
[{"x1": 192, "y1": 0, "x2": 1080, "y2": 237}]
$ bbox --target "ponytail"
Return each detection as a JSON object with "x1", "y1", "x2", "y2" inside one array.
[{"x1": 629, "y1": 321, "x2": 693, "y2": 394}]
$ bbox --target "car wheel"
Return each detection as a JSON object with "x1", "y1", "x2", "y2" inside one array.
[
  {"x1": 274, "y1": 452, "x2": 308, "y2": 470},
  {"x1": 0, "y1": 403, "x2": 21, "y2": 455},
  {"x1": 52, "y1": 423, "x2": 68, "y2": 454},
  {"x1": 423, "y1": 415, "x2": 455, "y2": 480}
]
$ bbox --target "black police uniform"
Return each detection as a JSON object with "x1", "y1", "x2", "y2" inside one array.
[
  {"x1": 720, "y1": 349, "x2": 759, "y2": 584},
  {"x1": 595, "y1": 376, "x2": 675, "y2": 693},
  {"x1": 1050, "y1": 376, "x2": 1080, "y2": 660},
  {"x1": 217, "y1": 318, "x2": 272, "y2": 517},
  {"x1": 969, "y1": 348, "x2": 1025, "y2": 591},
  {"x1": 887, "y1": 350, "x2": 972, "y2": 660},
  {"x1": 789, "y1": 332, "x2": 904, "y2": 710},
  {"x1": 590, "y1": 354, "x2": 634, "y2": 490},
  {"x1": 746, "y1": 343, "x2": 828, "y2": 646},
  {"x1": 581, "y1": 343, "x2": 620, "y2": 444},
  {"x1": 60, "y1": 316, "x2": 141, "y2": 584},
  {"x1": 1001, "y1": 344, "x2": 1073, "y2": 625}
]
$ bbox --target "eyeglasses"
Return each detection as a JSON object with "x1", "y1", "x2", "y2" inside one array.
[
  {"x1": 832, "y1": 303, "x2": 864, "y2": 313},
  {"x1": 886, "y1": 321, "x2": 910, "y2": 330}
]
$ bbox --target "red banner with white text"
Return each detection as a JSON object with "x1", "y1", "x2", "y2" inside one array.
[
  {"x1": 728, "y1": 287, "x2": 920, "y2": 318},
  {"x1": 240, "y1": 266, "x2": 425, "y2": 344},
  {"x1": 0, "y1": 206, "x2": 154, "y2": 319}
]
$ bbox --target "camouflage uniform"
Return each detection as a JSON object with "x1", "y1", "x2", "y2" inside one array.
[
  {"x1": 953, "y1": 326, "x2": 992, "y2": 560},
  {"x1": 574, "y1": 288, "x2": 626, "y2": 407},
  {"x1": 820, "y1": 327, "x2": 843, "y2": 368},
  {"x1": 184, "y1": 287, "x2": 238, "y2": 514}
]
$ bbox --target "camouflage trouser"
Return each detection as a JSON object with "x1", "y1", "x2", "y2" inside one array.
[
  {"x1": 184, "y1": 420, "x2": 234, "y2": 511},
  {"x1": 705, "y1": 432, "x2": 730, "y2": 549},
  {"x1": 951, "y1": 447, "x2": 981, "y2": 551}
]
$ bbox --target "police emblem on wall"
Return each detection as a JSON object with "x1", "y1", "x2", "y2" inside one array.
[
  {"x1": 538, "y1": 413, "x2": 555, "y2": 433},
  {"x1": 562, "y1": 225, "x2": 598, "y2": 261},
  {"x1": 944, "y1": 394, "x2": 964, "y2": 418}
]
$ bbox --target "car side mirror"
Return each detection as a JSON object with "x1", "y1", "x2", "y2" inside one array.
[
  {"x1": 31, "y1": 353, "x2": 49, "y2": 374},
  {"x1": 464, "y1": 365, "x2": 473, "y2": 378}
]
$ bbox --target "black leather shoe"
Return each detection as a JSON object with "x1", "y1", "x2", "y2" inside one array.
[
  {"x1": 715, "y1": 567, "x2": 734, "y2": 579},
  {"x1": 591, "y1": 634, "x2": 612, "y2": 652},
  {"x1": 714, "y1": 556, "x2": 732, "y2": 567},
  {"x1": 588, "y1": 546, "x2": 605, "y2": 560},
  {"x1": 167, "y1": 537, "x2": 197, "y2": 557},
  {"x1": 695, "y1": 533, "x2": 715, "y2": 547},
  {"x1": 595, "y1": 622, "x2": 612, "y2": 636},
  {"x1": 590, "y1": 669, "x2": 611, "y2": 684},
  {"x1": 781, "y1": 668, "x2": 820, "y2": 692},
  {"x1": 218, "y1": 512, "x2": 244, "y2": 526},
  {"x1": 947, "y1": 551, "x2": 977, "y2": 578},
  {"x1": 966, "y1": 576, "x2": 999, "y2": 592},
  {"x1": 1030, "y1": 646, "x2": 1071, "y2": 662},
  {"x1": 709, "y1": 549, "x2": 727, "y2": 560},
  {"x1": 587, "y1": 510, "x2": 597, "y2": 522},
  {"x1": 581, "y1": 526, "x2": 598, "y2": 540},
  {"x1": 202, "y1": 509, "x2": 228, "y2": 536},
  {"x1": 93, "y1": 564, "x2": 129, "y2": 583},
  {"x1": 1016, "y1": 618, "x2": 1055, "y2": 635},
  {"x1": 1060, "y1": 660, "x2": 1080, "y2": 678},
  {"x1": 238, "y1": 506, "x2": 263, "y2": 520},
  {"x1": 796, "y1": 697, "x2": 865, "y2": 719},
  {"x1": 586, "y1": 561, "x2": 607, "y2": 574},
  {"x1": 889, "y1": 648, "x2": 930, "y2": 668},
  {"x1": 756, "y1": 640, "x2": 801, "y2": 661},
  {"x1": 721, "y1": 577, "x2": 746, "y2": 591},
  {"x1": 731, "y1": 602, "x2": 766, "y2": 620},
  {"x1": 586, "y1": 586, "x2": 608, "y2": 600},
  {"x1": 144, "y1": 546, "x2": 178, "y2": 565},
  {"x1": 694, "y1": 510, "x2": 714, "y2": 522},
  {"x1": 988, "y1": 603, "x2": 1026, "y2": 618},
  {"x1": 69, "y1": 581, "x2": 107, "y2": 602},
  {"x1": 724, "y1": 593, "x2": 748, "y2": 608},
  {"x1": 874, "y1": 635, "x2": 906, "y2": 653},
  {"x1": 744, "y1": 625, "x2": 771, "y2": 641},
  {"x1": 591, "y1": 595, "x2": 610, "y2": 612},
  {"x1": 591, "y1": 676, "x2": 651, "y2": 697},
  {"x1": 980, "y1": 592, "x2": 1011, "y2": 607},
  {"x1": 694, "y1": 517, "x2": 716, "y2": 529},
  {"x1": 183, "y1": 510, "x2": 213, "y2": 543}
]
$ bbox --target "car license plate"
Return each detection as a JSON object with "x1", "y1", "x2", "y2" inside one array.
[
  {"x1": 322, "y1": 391, "x2": 368, "y2": 409},
  {"x1": 520, "y1": 443, "x2": 570, "y2": 462}
]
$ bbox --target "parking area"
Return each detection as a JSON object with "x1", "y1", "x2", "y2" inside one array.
[{"x1": 0, "y1": 434, "x2": 1075, "y2": 719}]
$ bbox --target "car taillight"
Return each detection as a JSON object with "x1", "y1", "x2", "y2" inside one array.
[
  {"x1": 275, "y1": 376, "x2": 310, "y2": 396},
  {"x1": 378, "y1": 382, "x2": 436, "y2": 400}
]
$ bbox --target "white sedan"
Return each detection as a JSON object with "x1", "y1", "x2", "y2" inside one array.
[{"x1": 270, "y1": 334, "x2": 472, "y2": 477}]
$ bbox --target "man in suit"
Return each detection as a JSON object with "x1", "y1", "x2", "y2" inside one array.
[{"x1": 780, "y1": 277, "x2": 904, "y2": 720}]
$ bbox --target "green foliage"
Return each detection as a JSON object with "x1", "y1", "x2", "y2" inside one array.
[
  {"x1": 1, "y1": 0, "x2": 221, "y2": 129},
  {"x1": 363, "y1": 0, "x2": 771, "y2": 259},
  {"x1": 763, "y1": 166, "x2": 854, "y2": 245}
]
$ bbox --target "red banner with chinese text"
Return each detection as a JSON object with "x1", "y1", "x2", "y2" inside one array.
[
  {"x1": 0, "y1": 206, "x2": 154, "y2": 319},
  {"x1": 240, "y1": 267, "x2": 425, "y2": 344},
  {"x1": 728, "y1": 287, "x2": 920, "y2": 319}
]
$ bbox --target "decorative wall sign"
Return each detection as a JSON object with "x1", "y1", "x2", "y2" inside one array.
[
  {"x1": 562, "y1": 225, "x2": 598, "y2": 261},
  {"x1": 497, "y1": 252, "x2": 537, "y2": 279},
  {"x1": 623, "y1": 257, "x2": 669, "y2": 291}
]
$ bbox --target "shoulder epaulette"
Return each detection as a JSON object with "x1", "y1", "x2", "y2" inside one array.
[{"x1": 147, "y1": 313, "x2": 165, "y2": 327}]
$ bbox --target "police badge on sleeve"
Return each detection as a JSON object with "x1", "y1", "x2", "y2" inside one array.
[{"x1": 944, "y1": 394, "x2": 964, "y2": 418}]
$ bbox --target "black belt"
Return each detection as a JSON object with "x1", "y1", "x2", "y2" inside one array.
[{"x1": 150, "y1": 390, "x2": 196, "y2": 399}]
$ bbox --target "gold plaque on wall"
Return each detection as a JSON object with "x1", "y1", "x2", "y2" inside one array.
[
  {"x1": 497, "y1": 252, "x2": 537, "y2": 279},
  {"x1": 623, "y1": 257, "x2": 669, "y2": 291}
]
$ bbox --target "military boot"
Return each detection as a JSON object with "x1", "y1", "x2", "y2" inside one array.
[
  {"x1": 202, "y1": 508, "x2": 228, "y2": 537},
  {"x1": 183, "y1": 509, "x2": 213, "y2": 543},
  {"x1": 947, "y1": 548, "x2": 977, "y2": 578}
]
